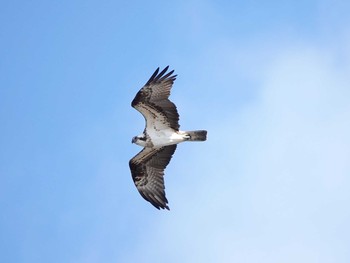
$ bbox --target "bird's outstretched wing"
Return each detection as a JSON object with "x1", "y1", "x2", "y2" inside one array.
[
  {"x1": 129, "y1": 145, "x2": 177, "y2": 210},
  {"x1": 131, "y1": 66, "x2": 180, "y2": 131}
]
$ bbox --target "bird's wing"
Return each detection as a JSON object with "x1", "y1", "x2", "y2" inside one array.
[
  {"x1": 131, "y1": 66, "x2": 180, "y2": 131},
  {"x1": 129, "y1": 145, "x2": 177, "y2": 210}
]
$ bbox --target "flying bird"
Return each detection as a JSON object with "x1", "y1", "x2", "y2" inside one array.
[{"x1": 129, "y1": 66, "x2": 207, "y2": 210}]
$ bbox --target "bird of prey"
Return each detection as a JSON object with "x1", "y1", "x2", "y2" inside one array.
[{"x1": 129, "y1": 66, "x2": 207, "y2": 210}]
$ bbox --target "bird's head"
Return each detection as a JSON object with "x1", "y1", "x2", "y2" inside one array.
[{"x1": 132, "y1": 135, "x2": 147, "y2": 146}]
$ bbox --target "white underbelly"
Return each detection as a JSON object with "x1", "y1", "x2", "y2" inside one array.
[{"x1": 149, "y1": 130, "x2": 185, "y2": 147}]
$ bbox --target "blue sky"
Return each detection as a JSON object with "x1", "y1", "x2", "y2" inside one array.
[{"x1": 1, "y1": 0, "x2": 350, "y2": 262}]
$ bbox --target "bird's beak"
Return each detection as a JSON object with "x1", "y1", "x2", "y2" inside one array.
[{"x1": 131, "y1": 137, "x2": 136, "y2": 144}]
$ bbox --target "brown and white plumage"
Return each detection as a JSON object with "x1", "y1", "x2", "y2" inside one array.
[
  {"x1": 130, "y1": 66, "x2": 207, "y2": 210},
  {"x1": 129, "y1": 145, "x2": 176, "y2": 210},
  {"x1": 132, "y1": 66, "x2": 179, "y2": 133}
]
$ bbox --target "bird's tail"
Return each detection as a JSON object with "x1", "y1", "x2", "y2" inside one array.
[{"x1": 185, "y1": 130, "x2": 207, "y2": 141}]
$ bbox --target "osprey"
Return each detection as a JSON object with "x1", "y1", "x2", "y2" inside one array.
[{"x1": 129, "y1": 66, "x2": 207, "y2": 210}]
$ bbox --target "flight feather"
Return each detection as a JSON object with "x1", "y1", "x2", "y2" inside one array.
[
  {"x1": 129, "y1": 145, "x2": 177, "y2": 210},
  {"x1": 131, "y1": 66, "x2": 180, "y2": 131}
]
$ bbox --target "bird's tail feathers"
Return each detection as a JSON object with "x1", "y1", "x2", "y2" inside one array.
[{"x1": 186, "y1": 130, "x2": 207, "y2": 141}]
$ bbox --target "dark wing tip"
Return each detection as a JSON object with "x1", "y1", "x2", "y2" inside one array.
[
  {"x1": 138, "y1": 190, "x2": 170, "y2": 210},
  {"x1": 163, "y1": 205, "x2": 170, "y2": 210},
  {"x1": 145, "y1": 67, "x2": 160, "y2": 86},
  {"x1": 131, "y1": 66, "x2": 177, "y2": 108},
  {"x1": 151, "y1": 202, "x2": 170, "y2": 210},
  {"x1": 145, "y1": 66, "x2": 175, "y2": 86}
]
